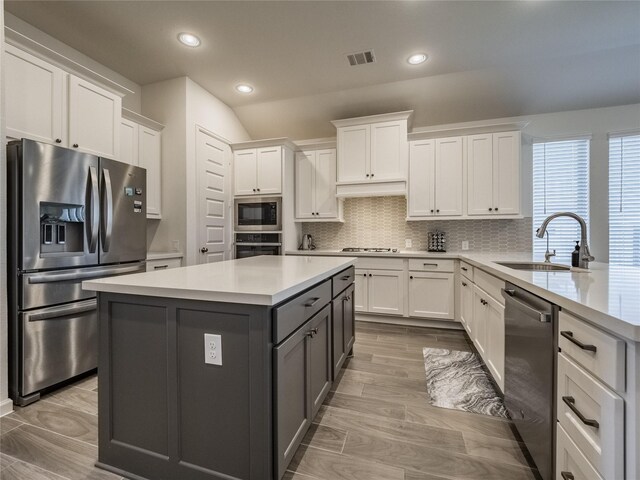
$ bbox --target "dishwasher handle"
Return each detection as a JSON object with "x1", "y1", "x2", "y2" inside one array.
[{"x1": 501, "y1": 288, "x2": 551, "y2": 323}]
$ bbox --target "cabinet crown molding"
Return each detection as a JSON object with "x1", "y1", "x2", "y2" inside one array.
[
  {"x1": 5, "y1": 27, "x2": 134, "y2": 98},
  {"x1": 331, "y1": 110, "x2": 414, "y2": 129},
  {"x1": 231, "y1": 137, "x2": 297, "y2": 151},
  {"x1": 122, "y1": 108, "x2": 164, "y2": 131},
  {"x1": 408, "y1": 121, "x2": 529, "y2": 141},
  {"x1": 293, "y1": 137, "x2": 337, "y2": 150}
]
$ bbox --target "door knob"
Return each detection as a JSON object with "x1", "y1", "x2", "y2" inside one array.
[{"x1": 201, "y1": 247, "x2": 209, "y2": 253}]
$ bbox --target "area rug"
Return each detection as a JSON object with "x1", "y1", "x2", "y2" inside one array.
[{"x1": 422, "y1": 347, "x2": 509, "y2": 418}]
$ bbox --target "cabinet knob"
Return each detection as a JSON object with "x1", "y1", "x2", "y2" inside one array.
[
  {"x1": 73, "y1": 143, "x2": 79, "y2": 148},
  {"x1": 366, "y1": 174, "x2": 370, "y2": 177},
  {"x1": 371, "y1": 173, "x2": 374, "y2": 178},
  {"x1": 462, "y1": 282, "x2": 467, "y2": 287},
  {"x1": 257, "y1": 188, "x2": 260, "y2": 192},
  {"x1": 55, "y1": 138, "x2": 62, "y2": 144},
  {"x1": 436, "y1": 209, "x2": 440, "y2": 213},
  {"x1": 495, "y1": 207, "x2": 499, "y2": 211},
  {"x1": 430, "y1": 209, "x2": 434, "y2": 213},
  {"x1": 409, "y1": 276, "x2": 413, "y2": 279},
  {"x1": 489, "y1": 208, "x2": 493, "y2": 212},
  {"x1": 368, "y1": 274, "x2": 372, "y2": 277}
]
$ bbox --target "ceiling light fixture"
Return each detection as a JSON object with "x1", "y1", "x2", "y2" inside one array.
[
  {"x1": 407, "y1": 53, "x2": 428, "y2": 65},
  {"x1": 178, "y1": 32, "x2": 201, "y2": 47},
  {"x1": 236, "y1": 84, "x2": 254, "y2": 94}
]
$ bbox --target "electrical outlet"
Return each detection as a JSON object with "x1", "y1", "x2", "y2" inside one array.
[
  {"x1": 171, "y1": 240, "x2": 180, "y2": 252},
  {"x1": 204, "y1": 333, "x2": 222, "y2": 366},
  {"x1": 405, "y1": 239, "x2": 412, "y2": 248},
  {"x1": 461, "y1": 241, "x2": 469, "y2": 251}
]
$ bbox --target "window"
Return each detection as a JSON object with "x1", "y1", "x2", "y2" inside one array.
[
  {"x1": 609, "y1": 134, "x2": 640, "y2": 266},
  {"x1": 532, "y1": 139, "x2": 590, "y2": 263}
]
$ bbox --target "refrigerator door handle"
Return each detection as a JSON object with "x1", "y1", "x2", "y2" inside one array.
[
  {"x1": 88, "y1": 166, "x2": 100, "y2": 253},
  {"x1": 101, "y1": 168, "x2": 114, "y2": 252},
  {"x1": 27, "y1": 264, "x2": 146, "y2": 284},
  {"x1": 26, "y1": 299, "x2": 97, "y2": 321}
]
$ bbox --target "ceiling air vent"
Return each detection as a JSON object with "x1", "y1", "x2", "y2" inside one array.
[{"x1": 347, "y1": 49, "x2": 376, "y2": 66}]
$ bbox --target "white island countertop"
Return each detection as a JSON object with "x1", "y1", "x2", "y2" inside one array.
[
  {"x1": 287, "y1": 249, "x2": 640, "y2": 341},
  {"x1": 83, "y1": 256, "x2": 356, "y2": 306}
]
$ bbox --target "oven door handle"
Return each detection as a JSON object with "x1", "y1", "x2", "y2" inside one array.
[
  {"x1": 235, "y1": 242, "x2": 282, "y2": 247},
  {"x1": 501, "y1": 289, "x2": 550, "y2": 323},
  {"x1": 26, "y1": 299, "x2": 97, "y2": 321}
]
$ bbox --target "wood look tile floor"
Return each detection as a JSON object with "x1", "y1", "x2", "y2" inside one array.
[
  {"x1": 0, "y1": 321, "x2": 538, "y2": 480},
  {"x1": 286, "y1": 321, "x2": 539, "y2": 480}
]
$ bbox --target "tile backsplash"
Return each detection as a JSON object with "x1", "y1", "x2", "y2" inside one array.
[{"x1": 302, "y1": 196, "x2": 533, "y2": 252}]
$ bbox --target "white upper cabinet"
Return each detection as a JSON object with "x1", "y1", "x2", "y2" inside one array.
[
  {"x1": 5, "y1": 44, "x2": 124, "y2": 159},
  {"x1": 119, "y1": 111, "x2": 164, "y2": 219},
  {"x1": 5, "y1": 44, "x2": 66, "y2": 145},
  {"x1": 138, "y1": 126, "x2": 162, "y2": 218},
  {"x1": 407, "y1": 136, "x2": 463, "y2": 218},
  {"x1": 120, "y1": 118, "x2": 139, "y2": 166},
  {"x1": 295, "y1": 149, "x2": 341, "y2": 221},
  {"x1": 332, "y1": 111, "x2": 412, "y2": 197},
  {"x1": 68, "y1": 75, "x2": 121, "y2": 159},
  {"x1": 233, "y1": 146, "x2": 283, "y2": 196},
  {"x1": 467, "y1": 131, "x2": 521, "y2": 216}
]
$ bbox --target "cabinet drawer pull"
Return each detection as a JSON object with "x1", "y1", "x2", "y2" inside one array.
[
  {"x1": 562, "y1": 396, "x2": 599, "y2": 428},
  {"x1": 560, "y1": 473, "x2": 574, "y2": 480},
  {"x1": 462, "y1": 282, "x2": 467, "y2": 287},
  {"x1": 304, "y1": 297, "x2": 320, "y2": 308},
  {"x1": 560, "y1": 331, "x2": 597, "y2": 352},
  {"x1": 461, "y1": 267, "x2": 468, "y2": 271},
  {"x1": 423, "y1": 263, "x2": 438, "y2": 267},
  {"x1": 153, "y1": 264, "x2": 169, "y2": 270},
  {"x1": 340, "y1": 275, "x2": 351, "y2": 280},
  {"x1": 306, "y1": 327, "x2": 319, "y2": 338}
]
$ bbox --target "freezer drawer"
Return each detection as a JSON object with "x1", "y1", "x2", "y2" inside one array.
[{"x1": 20, "y1": 299, "x2": 98, "y2": 397}]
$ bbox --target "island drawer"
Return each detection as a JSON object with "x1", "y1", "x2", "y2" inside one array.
[
  {"x1": 332, "y1": 266, "x2": 355, "y2": 297},
  {"x1": 274, "y1": 279, "x2": 332, "y2": 344}
]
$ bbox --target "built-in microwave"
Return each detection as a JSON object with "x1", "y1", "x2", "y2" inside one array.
[{"x1": 234, "y1": 197, "x2": 282, "y2": 231}]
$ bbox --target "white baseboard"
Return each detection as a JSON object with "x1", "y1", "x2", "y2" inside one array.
[
  {"x1": 0, "y1": 398, "x2": 14, "y2": 417},
  {"x1": 355, "y1": 313, "x2": 463, "y2": 330}
]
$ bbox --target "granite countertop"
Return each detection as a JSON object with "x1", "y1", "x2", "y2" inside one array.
[
  {"x1": 83, "y1": 256, "x2": 356, "y2": 306},
  {"x1": 287, "y1": 249, "x2": 640, "y2": 341}
]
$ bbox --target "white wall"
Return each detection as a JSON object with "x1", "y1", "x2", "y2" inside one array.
[
  {"x1": 411, "y1": 103, "x2": 640, "y2": 262},
  {"x1": 0, "y1": 0, "x2": 12, "y2": 417},
  {"x1": 185, "y1": 78, "x2": 250, "y2": 265}
]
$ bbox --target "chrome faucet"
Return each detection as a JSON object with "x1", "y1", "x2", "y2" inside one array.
[
  {"x1": 542, "y1": 230, "x2": 556, "y2": 263},
  {"x1": 536, "y1": 212, "x2": 594, "y2": 269}
]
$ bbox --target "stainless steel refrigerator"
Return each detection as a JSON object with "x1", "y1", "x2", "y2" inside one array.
[{"x1": 7, "y1": 139, "x2": 147, "y2": 405}]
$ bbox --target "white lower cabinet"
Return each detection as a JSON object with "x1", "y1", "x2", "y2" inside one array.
[
  {"x1": 146, "y1": 257, "x2": 182, "y2": 271},
  {"x1": 472, "y1": 285, "x2": 488, "y2": 357},
  {"x1": 354, "y1": 268, "x2": 404, "y2": 316},
  {"x1": 459, "y1": 278, "x2": 474, "y2": 336},
  {"x1": 408, "y1": 272, "x2": 454, "y2": 320},
  {"x1": 556, "y1": 423, "x2": 603, "y2": 480},
  {"x1": 471, "y1": 281, "x2": 505, "y2": 392}
]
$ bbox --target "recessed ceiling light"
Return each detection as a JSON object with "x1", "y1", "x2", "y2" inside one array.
[
  {"x1": 178, "y1": 32, "x2": 201, "y2": 47},
  {"x1": 236, "y1": 84, "x2": 254, "y2": 94},
  {"x1": 407, "y1": 53, "x2": 428, "y2": 65}
]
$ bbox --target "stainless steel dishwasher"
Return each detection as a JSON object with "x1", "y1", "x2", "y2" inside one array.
[{"x1": 502, "y1": 283, "x2": 558, "y2": 480}]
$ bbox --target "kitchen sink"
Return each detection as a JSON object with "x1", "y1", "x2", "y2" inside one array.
[{"x1": 495, "y1": 261, "x2": 572, "y2": 272}]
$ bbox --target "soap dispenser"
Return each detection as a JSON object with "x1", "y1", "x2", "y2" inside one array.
[{"x1": 571, "y1": 241, "x2": 580, "y2": 268}]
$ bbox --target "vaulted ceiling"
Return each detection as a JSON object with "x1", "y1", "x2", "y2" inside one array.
[{"x1": 6, "y1": 1, "x2": 640, "y2": 139}]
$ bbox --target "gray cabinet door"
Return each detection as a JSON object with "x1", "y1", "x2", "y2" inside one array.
[
  {"x1": 344, "y1": 284, "x2": 356, "y2": 354},
  {"x1": 309, "y1": 304, "x2": 332, "y2": 417},
  {"x1": 332, "y1": 297, "x2": 346, "y2": 380},
  {"x1": 274, "y1": 319, "x2": 311, "y2": 480}
]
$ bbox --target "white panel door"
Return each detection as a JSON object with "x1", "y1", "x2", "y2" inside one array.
[
  {"x1": 473, "y1": 286, "x2": 488, "y2": 358},
  {"x1": 493, "y1": 131, "x2": 521, "y2": 215},
  {"x1": 120, "y1": 119, "x2": 139, "y2": 166},
  {"x1": 337, "y1": 124, "x2": 370, "y2": 183},
  {"x1": 485, "y1": 294, "x2": 505, "y2": 391},
  {"x1": 295, "y1": 150, "x2": 315, "y2": 219},
  {"x1": 354, "y1": 270, "x2": 369, "y2": 312},
  {"x1": 434, "y1": 137, "x2": 463, "y2": 216},
  {"x1": 368, "y1": 270, "x2": 405, "y2": 316},
  {"x1": 256, "y1": 146, "x2": 282, "y2": 195},
  {"x1": 68, "y1": 75, "x2": 121, "y2": 159},
  {"x1": 408, "y1": 272, "x2": 454, "y2": 320},
  {"x1": 234, "y1": 149, "x2": 258, "y2": 195},
  {"x1": 408, "y1": 140, "x2": 436, "y2": 217},
  {"x1": 460, "y1": 278, "x2": 474, "y2": 336},
  {"x1": 370, "y1": 121, "x2": 405, "y2": 181},
  {"x1": 138, "y1": 126, "x2": 162, "y2": 218},
  {"x1": 197, "y1": 128, "x2": 230, "y2": 264},
  {"x1": 467, "y1": 134, "x2": 494, "y2": 215},
  {"x1": 5, "y1": 44, "x2": 66, "y2": 145},
  {"x1": 314, "y1": 149, "x2": 338, "y2": 218}
]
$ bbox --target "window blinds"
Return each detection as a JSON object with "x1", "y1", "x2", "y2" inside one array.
[
  {"x1": 532, "y1": 139, "x2": 590, "y2": 263},
  {"x1": 609, "y1": 134, "x2": 640, "y2": 266}
]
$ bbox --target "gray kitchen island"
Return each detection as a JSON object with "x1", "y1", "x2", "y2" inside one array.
[{"x1": 83, "y1": 255, "x2": 356, "y2": 480}]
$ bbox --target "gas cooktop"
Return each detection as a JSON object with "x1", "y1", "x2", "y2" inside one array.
[{"x1": 341, "y1": 248, "x2": 399, "y2": 253}]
